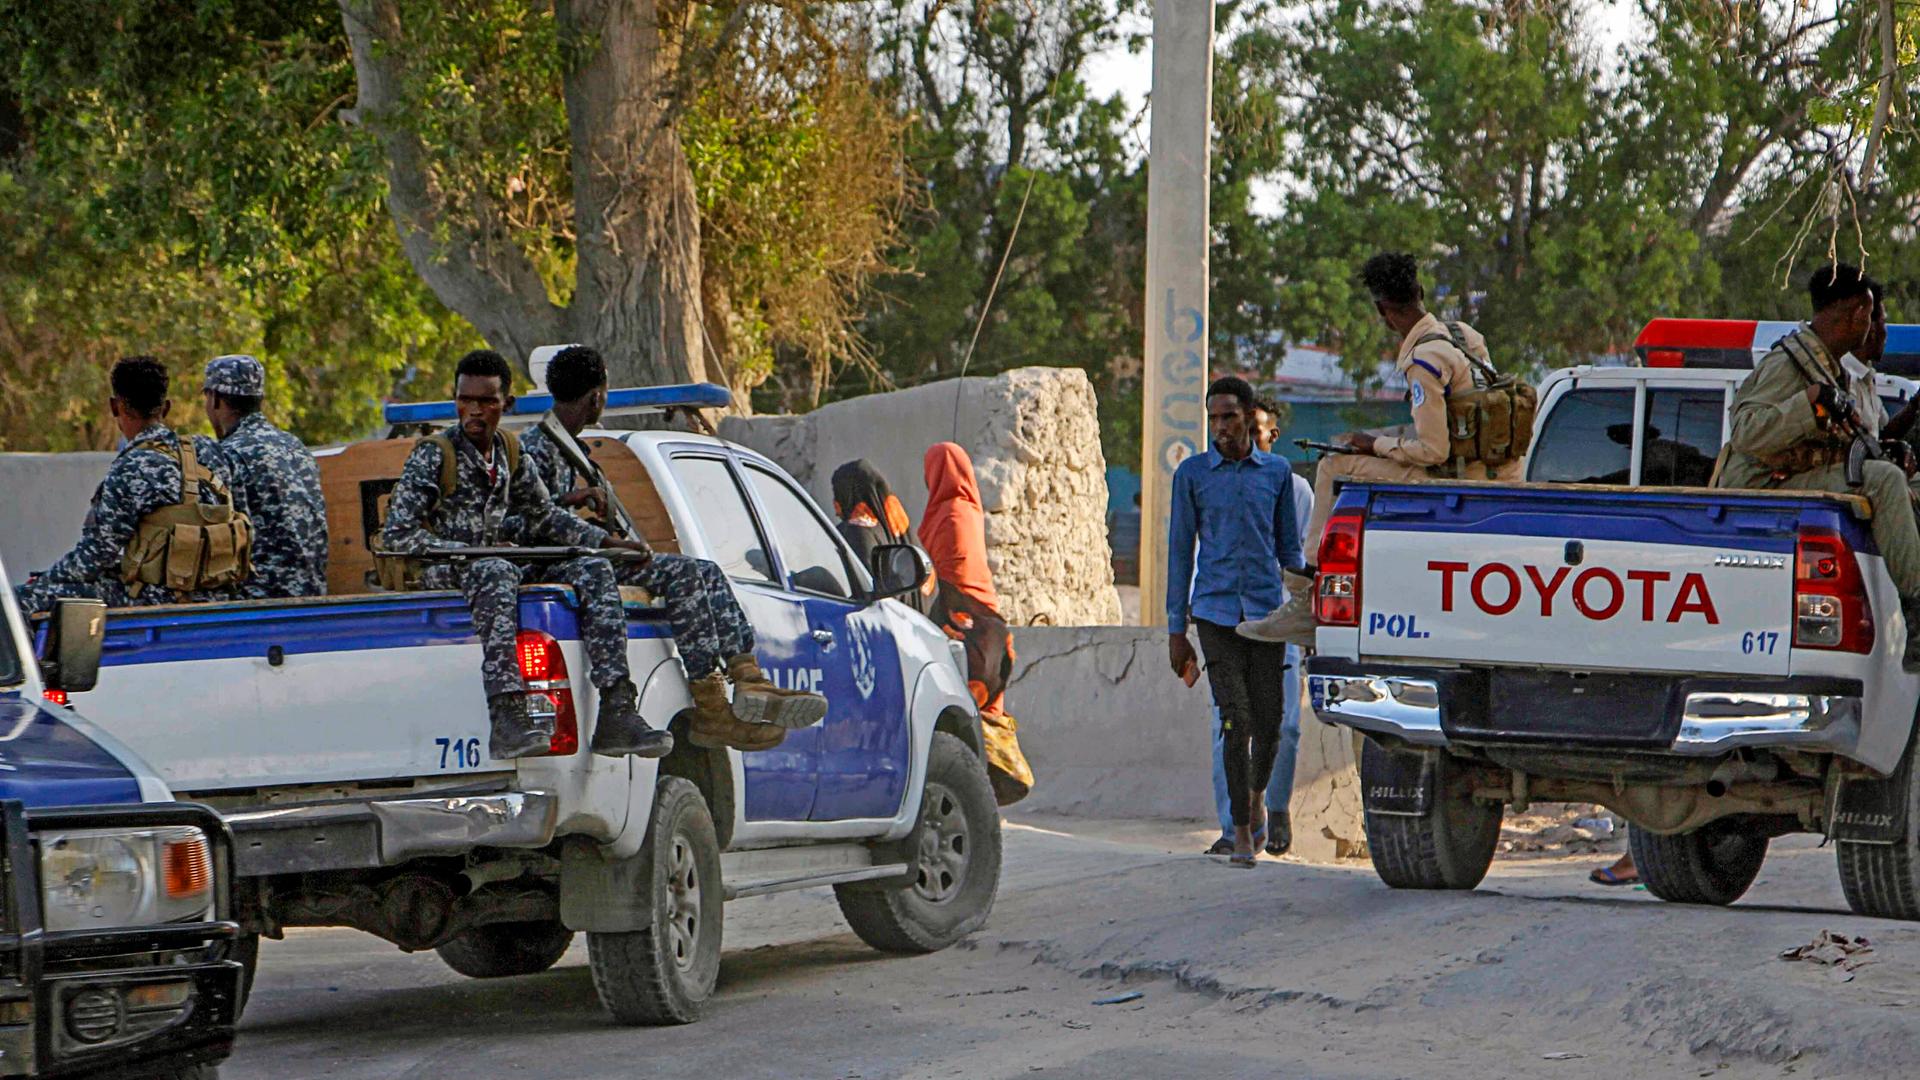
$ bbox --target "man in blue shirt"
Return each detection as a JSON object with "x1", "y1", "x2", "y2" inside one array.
[{"x1": 1168, "y1": 376, "x2": 1306, "y2": 866}]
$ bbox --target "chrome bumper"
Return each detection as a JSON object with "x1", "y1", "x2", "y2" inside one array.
[
  {"x1": 225, "y1": 791, "x2": 558, "y2": 876},
  {"x1": 1308, "y1": 673, "x2": 1863, "y2": 757}
]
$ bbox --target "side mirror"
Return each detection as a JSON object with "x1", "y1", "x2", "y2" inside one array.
[
  {"x1": 867, "y1": 544, "x2": 930, "y2": 603},
  {"x1": 40, "y1": 599, "x2": 106, "y2": 694}
]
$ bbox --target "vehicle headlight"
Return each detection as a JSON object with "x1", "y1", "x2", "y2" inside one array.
[{"x1": 37, "y1": 827, "x2": 213, "y2": 933}]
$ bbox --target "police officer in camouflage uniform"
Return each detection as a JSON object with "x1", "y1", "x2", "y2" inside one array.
[
  {"x1": 202, "y1": 355, "x2": 329, "y2": 599},
  {"x1": 1718, "y1": 263, "x2": 1920, "y2": 669},
  {"x1": 16, "y1": 356, "x2": 243, "y2": 615},
  {"x1": 381, "y1": 350, "x2": 670, "y2": 760},
  {"x1": 507, "y1": 345, "x2": 828, "y2": 753}
]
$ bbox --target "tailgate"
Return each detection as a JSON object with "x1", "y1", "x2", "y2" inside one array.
[{"x1": 1355, "y1": 487, "x2": 1800, "y2": 676}]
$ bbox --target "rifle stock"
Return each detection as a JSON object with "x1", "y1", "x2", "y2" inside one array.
[{"x1": 538, "y1": 412, "x2": 641, "y2": 539}]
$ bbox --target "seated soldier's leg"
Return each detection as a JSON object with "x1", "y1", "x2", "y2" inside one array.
[
  {"x1": 457, "y1": 557, "x2": 553, "y2": 759},
  {"x1": 546, "y1": 556, "x2": 671, "y2": 758},
  {"x1": 13, "y1": 576, "x2": 135, "y2": 618},
  {"x1": 644, "y1": 556, "x2": 813, "y2": 728},
  {"x1": 1857, "y1": 460, "x2": 1920, "y2": 597},
  {"x1": 621, "y1": 554, "x2": 729, "y2": 679}
]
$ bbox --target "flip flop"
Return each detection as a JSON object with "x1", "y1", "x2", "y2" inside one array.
[
  {"x1": 1589, "y1": 866, "x2": 1638, "y2": 886},
  {"x1": 1205, "y1": 837, "x2": 1234, "y2": 856},
  {"x1": 1229, "y1": 852, "x2": 1257, "y2": 868}
]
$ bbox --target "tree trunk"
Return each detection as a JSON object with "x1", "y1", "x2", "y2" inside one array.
[{"x1": 558, "y1": 0, "x2": 709, "y2": 391}]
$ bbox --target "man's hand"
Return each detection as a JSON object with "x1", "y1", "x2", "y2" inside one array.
[
  {"x1": 1884, "y1": 438, "x2": 1919, "y2": 477},
  {"x1": 560, "y1": 486, "x2": 610, "y2": 519},
  {"x1": 1169, "y1": 632, "x2": 1198, "y2": 681},
  {"x1": 1343, "y1": 432, "x2": 1378, "y2": 456},
  {"x1": 601, "y1": 535, "x2": 654, "y2": 566}
]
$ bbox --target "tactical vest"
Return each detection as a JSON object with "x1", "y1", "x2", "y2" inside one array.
[
  {"x1": 374, "y1": 430, "x2": 522, "y2": 592},
  {"x1": 120, "y1": 440, "x2": 254, "y2": 597},
  {"x1": 1414, "y1": 322, "x2": 1538, "y2": 477}
]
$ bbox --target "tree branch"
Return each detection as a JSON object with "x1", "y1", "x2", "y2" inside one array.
[
  {"x1": 1858, "y1": 0, "x2": 1895, "y2": 192},
  {"x1": 336, "y1": 0, "x2": 564, "y2": 360}
]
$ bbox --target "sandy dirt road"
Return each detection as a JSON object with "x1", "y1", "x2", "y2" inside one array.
[{"x1": 224, "y1": 814, "x2": 1920, "y2": 1080}]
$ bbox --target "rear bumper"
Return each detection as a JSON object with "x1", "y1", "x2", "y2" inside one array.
[
  {"x1": 225, "y1": 790, "x2": 559, "y2": 876},
  {"x1": 1306, "y1": 658, "x2": 1864, "y2": 758}
]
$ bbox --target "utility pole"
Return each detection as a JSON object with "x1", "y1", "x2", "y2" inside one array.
[{"x1": 1137, "y1": 0, "x2": 1214, "y2": 627}]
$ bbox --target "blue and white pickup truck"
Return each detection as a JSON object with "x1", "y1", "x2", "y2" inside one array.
[
  {"x1": 0, "y1": 564, "x2": 241, "y2": 1079},
  {"x1": 1308, "y1": 360, "x2": 1920, "y2": 917},
  {"x1": 60, "y1": 385, "x2": 996, "y2": 1025}
]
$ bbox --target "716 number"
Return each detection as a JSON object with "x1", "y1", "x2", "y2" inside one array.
[
  {"x1": 436, "y1": 737, "x2": 483, "y2": 769},
  {"x1": 1740, "y1": 630, "x2": 1781, "y2": 656}
]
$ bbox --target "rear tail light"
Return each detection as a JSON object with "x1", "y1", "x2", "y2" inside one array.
[
  {"x1": 42, "y1": 689, "x2": 68, "y2": 707},
  {"x1": 517, "y1": 630, "x2": 579, "y2": 756},
  {"x1": 1794, "y1": 528, "x2": 1873, "y2": 653},
  {"x1": 1315, "y1": 509, "x2": 1366, "y2": 627}
]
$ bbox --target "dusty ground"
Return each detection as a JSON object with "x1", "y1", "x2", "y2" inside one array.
[{"x1": 226, "y1": 811, "x2": 1920, "y2": 1080}]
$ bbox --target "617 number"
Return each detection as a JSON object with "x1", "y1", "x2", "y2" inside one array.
[{"x1": 1740, "y1": 630, "x2": 1781, "y2": 656}]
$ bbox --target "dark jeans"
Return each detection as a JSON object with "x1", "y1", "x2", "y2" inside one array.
[{"x1": 1195, "y1": 620, "x2": 1289, "y2": 829}]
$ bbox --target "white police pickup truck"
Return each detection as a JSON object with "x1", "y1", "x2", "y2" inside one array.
[
  {"x1": 0, "y1": 565, "x2": 242, "y2": 1078},
  {"x1": 61, "y1": 385, "x2": 996, "y2": 1026},
  {"x1": 1307, "y1": 358, "x2": 1920, "y2": 917}
]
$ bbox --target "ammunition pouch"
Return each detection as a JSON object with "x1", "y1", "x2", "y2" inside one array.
[
  {"x1": 1415, "y1": 323, "x2": 1538, "y2": 477},
  {"x1": 120, "y1": 440, "x2": 253, "y2": 596},
  {"x1": 1759, "y1": 440, "x2": 1849, "y2": 479}
]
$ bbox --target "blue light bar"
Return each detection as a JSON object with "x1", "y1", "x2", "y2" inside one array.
[{"x1": 383, "y1": 382, "x2": 733, "y2": 425}]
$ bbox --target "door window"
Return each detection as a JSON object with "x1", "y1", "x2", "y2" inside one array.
[
  {"x1": 743, "y1": 466, "x2": 856, "y2": 599},
  {"x1": 1640, "y1": 389, "x2": 1725, "y2": 487},
  {"x1": 1528, "y1": 388, "x2": 1634, "y2": 485},
  {"x1": 666, "y1": 456, "x2": 776, "y2": 584}
]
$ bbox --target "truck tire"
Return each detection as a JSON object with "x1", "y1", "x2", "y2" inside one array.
[
  {"x1": 835, "y1": 732, "x2": 1002, "y2": 953},
  {"x1": 436, "y1": 920, "x2": 575, "y2": 979},
  {"x1": 1836, "y1": 734, "x2": 1920, "y2": 920},
  {"x1": 586, "y1": 778, "x2": 722, "y2": 1025},
  {"x1": 1630, "y1": 821, "x2": 1767, "y2": 906},
  {"x1": 1361, "y1": 742, "x2": 1501, "y2": 890}
]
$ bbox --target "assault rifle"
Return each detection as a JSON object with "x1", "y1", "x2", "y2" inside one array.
[
  {"x1": 538, "y1": 412, "x2": 642, "y2": 541},
  {"x1": 1780, "y1": 335, "x2": 1882, "y2": 487},
  {"x1": 1294, "y1": 438, "x2": 1362, "y2": 457},
  {"x1": 396, "y1": 546, "x2": 653, "y2": 564}
]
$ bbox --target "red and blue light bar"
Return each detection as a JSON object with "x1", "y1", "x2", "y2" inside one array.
[
  {"x1": 382, "y1": 382, "x2": 733, "y2": 425},
  {"x1": 1635, "y1": 318, "x2": 1920, "y2": 376}
]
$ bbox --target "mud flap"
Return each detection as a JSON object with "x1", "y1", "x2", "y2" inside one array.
[
  {"x1": 1831, "y1": 760, "x2": 1911, "y2": 845},
  {"x1": 1361, "y1": 742, "x2": 1436, "y2": 818}
]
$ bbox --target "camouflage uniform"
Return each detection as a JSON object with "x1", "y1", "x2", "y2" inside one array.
[
  {"x1": 215, "y1": 413, "x2": 328, "y2": 599},
  {"x1": 511, "y1": 424, "x2": 755, "y2": 679},
  {"x1": 15, "y1": 425, "x2": 241, "y2": 615},
  {"x1": 381, "y1": 425, "x2": 629, "y2": 698}
]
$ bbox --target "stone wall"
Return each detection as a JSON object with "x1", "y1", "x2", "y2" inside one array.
[
  {"x1": 722, "y1": 368, "x2": 1122, "y2": 627},
  {"x1": 1007, "y1": 626, "x2": 1367, "y2": 861}
]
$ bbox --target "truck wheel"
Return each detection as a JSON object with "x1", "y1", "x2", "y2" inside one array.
[
  {"x1": 835, "y1": 732, "x2": 1002, "y2": 953},
  {"x1": 436, "y1": 920, "x2": 575, "y2": 978},
  {"x1": 1361, "y1": 742, "x2": 1501, "y2": 890},
  {"x1": 1836, "y1": 736, "x2": 1920, "y2": 920},
  {"x1": 587, "y1": 778, "x2": 722, "y2": 1025},
  {"x1": 1630, "y1": 821, "x2": 1767, "y2": 906}
]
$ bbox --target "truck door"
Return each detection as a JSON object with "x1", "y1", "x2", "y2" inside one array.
[
  {"x1": 664, "y1": 453, "x2": 818, "y2": 821},
  {"x1": 739, "y1": 463, "x2": 911, "y2": 822}
]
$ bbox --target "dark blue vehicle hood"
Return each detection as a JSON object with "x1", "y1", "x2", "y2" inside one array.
[{"x1": 0, "y1": 693, "x2": 144, "y2": 808}]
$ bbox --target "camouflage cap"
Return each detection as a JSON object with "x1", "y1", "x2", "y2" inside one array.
[{"x1": 203, "y1": 354, "x2": 265, "y2": 397}]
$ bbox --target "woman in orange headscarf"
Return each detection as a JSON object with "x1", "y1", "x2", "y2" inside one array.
[
  {"x1": 921, "y1": 443, "x2": 1033, "y2": 805},
  {"x1": 831, "y1": 459, "x2": 935, "y2": 617}
]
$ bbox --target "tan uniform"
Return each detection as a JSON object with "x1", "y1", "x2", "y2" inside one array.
[
  {"x1": 1306, "y1": 313, "x2": 1523, "y2": 544},
  {"x1": 1718, "y1": 324, "x2": 1920, "y2": 596}
]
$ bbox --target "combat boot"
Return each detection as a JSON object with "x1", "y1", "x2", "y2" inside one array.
[
  {"x1": 489, "y1": 692, "x2": 554, "y2": 760},
  {"x1": 727, "y1": 653, "x2": 829, "y2": 729},
  {"x1": 1235, "y1": 571, "x2": 1318, "y2": 647},
  {"x1": 687, "y1": 673, "x2": 785, "y2": 752},
  {"x1": 590, "y1": 678, "x2": 674, "y2": 759}
]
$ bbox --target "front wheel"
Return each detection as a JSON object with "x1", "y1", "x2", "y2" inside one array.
[
  {"x1": 836, "y1": 732, "x2": 1002, "y2": 953},
  {"x1": 1631, "y1": 821, "x2": 1768, "y2": 906},
  {"x1": 587, "y1": 778, "x2": 723, "y2": 1025},
  {"x1": 1360, "y1": 741, "x2": 1502, "y2": 890}
]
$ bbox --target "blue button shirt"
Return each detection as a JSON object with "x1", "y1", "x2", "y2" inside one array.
[{"x1": 1166, "y1": 446, "x2": 1306, "y2": 633}]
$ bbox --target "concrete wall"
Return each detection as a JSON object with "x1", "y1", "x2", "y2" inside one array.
[
  {"x1": 0, "y1": 452, "x2": 113, "y2": 575},
  {"x1": 1007, "y1": 626, "x2": 1366, "y2": 861},
  {"x1": 723, "y1": 368, "x2": 1122, "y2": 627}
]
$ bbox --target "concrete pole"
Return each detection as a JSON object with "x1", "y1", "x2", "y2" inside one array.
[{"x1": 1137, "y1": 0, "x2": 1214, "y2": 628}]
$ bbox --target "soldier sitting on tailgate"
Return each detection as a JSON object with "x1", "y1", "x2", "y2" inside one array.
[
  {"x1": 380, "y1": 349, "x2": 671, "y2": 760},
  {"x1": 15, "y1": 356, "x2": 252, "y2": 616},
  {"x1": 1717, "y1": 263, "x2": 1920, "y2": 669},
  {"x1": 201, "y1": 354, "x2": 330, "y2": 599},
  {"x1": 503, "y1": 344, "x2": 828, "y2": 754}
]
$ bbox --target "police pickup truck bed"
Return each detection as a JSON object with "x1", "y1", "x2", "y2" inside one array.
[
  {"x1": 59, "y1": 386, "x2": 995, "y2": 1026},
  {"x1": 1306, "y1": 362, "x2": 1920, "y2": 916},
  {"x1": 0, "y1": 563, "x2": 241, "y2": 1079}
]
